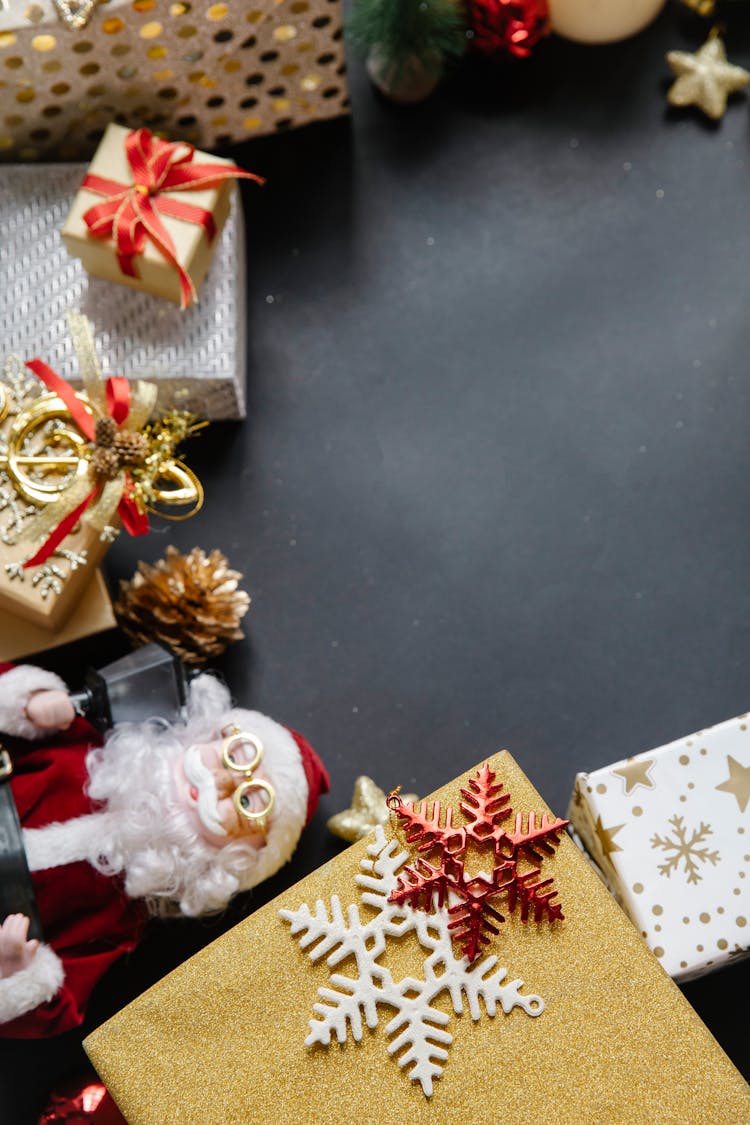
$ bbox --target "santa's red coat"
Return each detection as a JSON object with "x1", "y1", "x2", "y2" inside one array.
[
  {"x1": 0, "y1": 662, "x2": 329, "y2": 1039},
  {"x1": 1, "y1": 664, "x2": 146, "y2": 1039}
]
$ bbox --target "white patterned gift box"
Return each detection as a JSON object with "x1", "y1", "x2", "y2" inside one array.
[
  {"x1": 569, "y1": 716, "x2": 750, "y2": 981},
  {"x1": 0, "y1": 163, "x2": 246, "y2": 419}
]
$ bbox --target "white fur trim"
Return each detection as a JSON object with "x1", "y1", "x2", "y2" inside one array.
[
  {"x1": 226, "y1": 709, "x2": 308, "y2": 892},
  {"x1": 0, "y1": 665, "x2": 67, "y2": 740},
  {"x1": 187, "y1": 673, "x2": 232, "y2": 722},
  {"x1": 23, "y1": 811, "x2": 117, "y2": 873},
  {"x1": 0, "y1": 942, "x2": 64, "y2": 1025}
]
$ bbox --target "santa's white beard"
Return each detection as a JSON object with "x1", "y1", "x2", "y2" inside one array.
[{"x1": 85, "y1": 677, "x2": 263, "y2": 918}]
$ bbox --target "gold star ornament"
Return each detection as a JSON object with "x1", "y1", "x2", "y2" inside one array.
[
  {"x1": 328, "y1": 776, "x2": 419, "y2": 843},
  {"x1": 667, "y1": 32, "x2": 750, "y2": 120}
]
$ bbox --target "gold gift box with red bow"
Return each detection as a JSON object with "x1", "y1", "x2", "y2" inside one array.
[{"x1": 62, "y1": 123, "x2": 262, "y2": 308}]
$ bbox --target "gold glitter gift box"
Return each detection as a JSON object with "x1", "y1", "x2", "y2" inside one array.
[
  {"x1": 85, "y1": 751, "x2": 750, "y2": 1125},
  {"x1": 569, "y1": 716, "x2": 750, "y2": 982},
  {"x1": 0, "y1": 0, "x2": 349, "y2": 164}
]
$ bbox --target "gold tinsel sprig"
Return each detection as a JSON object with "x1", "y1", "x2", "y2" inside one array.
[
  {"x1": 115, "y1": 545, "x2": 251, "y2": 665},
  {"x1": 91, "y1": 409, "x2": 208, "y2": 515}
]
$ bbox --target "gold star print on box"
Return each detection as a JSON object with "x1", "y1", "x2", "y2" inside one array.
[
  {"x1": 666, "y1": 32, "x2": 750, "y2": 120},
  {"x1": 612, "y1": 758, "x2": 655, "y2": 794},
  {"x1": 715, "y1": 754, "x2": 750, "y2": 814},
  {"x1": 594, "y1": 815, "x2": 625, "y2": 859},
  {"x1": 569, "y1": 715, "x2": 750, "y2": 982}
]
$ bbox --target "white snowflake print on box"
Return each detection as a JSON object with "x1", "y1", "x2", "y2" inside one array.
[
  {"x1": 281, "y1": 825, "x2": 546, "y2": 1097},
  {"x1": 569, "y1": 713, "x2": 750, "y2": 982}
]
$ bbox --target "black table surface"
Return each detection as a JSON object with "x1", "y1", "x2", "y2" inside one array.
[{"x1": 3, "y1": 5, "x2": 750, "y2": 1118}]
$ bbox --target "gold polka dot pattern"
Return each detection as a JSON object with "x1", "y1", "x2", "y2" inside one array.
[{"x1": 0, "y1": 0, "x2": 349, "y2": 159}]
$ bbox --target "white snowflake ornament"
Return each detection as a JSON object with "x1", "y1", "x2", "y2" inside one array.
[{"x1": 280, "y1": 825, "x2": 544, "y2": 1097}]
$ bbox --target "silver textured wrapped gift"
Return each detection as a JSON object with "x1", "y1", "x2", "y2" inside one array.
[{"x1": 0, "y1": 164, "x2": 246, "y2": 420}]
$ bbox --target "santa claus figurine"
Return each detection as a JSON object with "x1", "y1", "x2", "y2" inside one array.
[{"x1": 0, "y1": 661, "x2": 328, "y2": 1038}]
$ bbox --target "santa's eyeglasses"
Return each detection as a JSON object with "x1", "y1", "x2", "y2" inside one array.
[{"x1": 220, "y1": 724, "x2": 275, "y2": 835}]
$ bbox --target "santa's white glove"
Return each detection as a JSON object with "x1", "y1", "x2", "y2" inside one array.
[
  {"x1": 24, "y1": 690, "x2": 75, "y2": 732},
  {"x1": 0, "y1": 914, "x2": 38, "y2": 978},
  {"x1": 0, "y1": 914, "x2": 64, "y2": 1025}
]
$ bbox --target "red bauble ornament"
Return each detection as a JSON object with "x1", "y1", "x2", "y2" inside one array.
[
  {"x1": 39, "y1": 1075, "x2": 126, "y2": 1124},
  {"x1": 465, "y1": 0, "x2": 549, "y2": 60}
]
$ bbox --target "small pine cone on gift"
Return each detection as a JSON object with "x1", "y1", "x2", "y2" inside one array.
[
  {"x1": 113, "y1": 430, "x2": 149, "y2": 465},
  {"x1": 90, "y1": 445, "x2": 120, "y2": 480},
  {"x1": 94, "y1": 416, "x2": 118, "y2": 447},
  {"x1": 115, "y1": 545, "x2": 251, "y2": 665}
]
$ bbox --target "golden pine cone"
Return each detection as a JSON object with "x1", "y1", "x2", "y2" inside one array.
[
  {"x1": 90, "y1": 445, "x2": 120, "y2": 480},
  {"x1": 114, "y1": 546, "x2": 251, "y2": 665},
  {"x1": 113, "y1": 430, "x2": 149, "y2": 465},
  {"x1": 95, "y1": 416, "x2": 118, "y2": 447}
]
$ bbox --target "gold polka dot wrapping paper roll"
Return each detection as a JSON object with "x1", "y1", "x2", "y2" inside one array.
[
  {"x1": 85, "y1": 750, "x2": 750, "y2": 1125},
  {"x1": 0, "y1": 0, "x2": 350, "y2": 162}
]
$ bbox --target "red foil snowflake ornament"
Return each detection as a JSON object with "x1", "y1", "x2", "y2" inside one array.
[
  {"x1": 387, "y1": 764, "x2": 568, "y2": 962},
  {"x1": 465, "y1": 0, "x2": 549, "y2": 60}
]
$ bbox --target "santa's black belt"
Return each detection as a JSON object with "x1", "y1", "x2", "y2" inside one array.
[{"x1": 0, "y1": 746, "x2": 43, "y2": 941}]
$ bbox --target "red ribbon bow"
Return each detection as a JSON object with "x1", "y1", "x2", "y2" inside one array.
[
  {"x1": 22, "y1": 359, "x2": 149, "y2": 567},
  {"x1": 81, "y1": 128, "x2": 264, "y2": 308}
]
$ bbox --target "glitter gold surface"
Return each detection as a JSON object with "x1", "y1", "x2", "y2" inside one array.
[{"x1": 85, "y1": 751, "x2": 750, "y2": 1124}]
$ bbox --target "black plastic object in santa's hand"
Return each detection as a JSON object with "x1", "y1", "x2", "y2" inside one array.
[
  {"x1": 69, "y1": 643, "x2": 188, "y2": 731},
  {"x1": 0, "y1": 747, "x2": 43, "y2": 940}
]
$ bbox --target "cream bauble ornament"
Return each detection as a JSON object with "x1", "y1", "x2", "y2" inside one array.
[{"x1": 548, "y1": 0, "x2": 666, "y2": 44}]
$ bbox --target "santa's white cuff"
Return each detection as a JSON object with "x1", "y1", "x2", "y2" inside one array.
[
  {"x1": 0, "y1": 665, "x2": 68, "y2": 740},
  {"x1": 0, "y1": 943, "x2": 64, "y2": 1025}
]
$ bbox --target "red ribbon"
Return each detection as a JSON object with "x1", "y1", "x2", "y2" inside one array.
[
  {"x1": 22, "y1": 360, "x2": 148, "y2": 567},
  {"x1": 81, "y1": 128, "x2": 264, "y2": 308}
]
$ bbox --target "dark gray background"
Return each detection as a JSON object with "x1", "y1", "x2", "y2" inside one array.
[{"x1": 4, "y1": 5, "x2": 750, "y2": 1117}]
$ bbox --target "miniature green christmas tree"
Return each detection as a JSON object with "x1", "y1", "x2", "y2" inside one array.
[{"x1": 347, "y1": 0, "x2": 466, "y2": 103}]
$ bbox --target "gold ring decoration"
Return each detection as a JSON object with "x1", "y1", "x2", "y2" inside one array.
[
  {"x1": 146, "y1": 460, "x2": 204, "y2": 521},
  {"x1": 222, "y1": 731, "x2": 263, "y2": 777},
  {"x1": 233, "y1": 778, "x2": 275, "y2": 834},
  {"x1": 1, "y1": 392, "x2": 91, "y2": 506}
]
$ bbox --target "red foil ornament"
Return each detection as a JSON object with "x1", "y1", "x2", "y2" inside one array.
[
  {"x1": 465, "y1": 0, "x2": 549, "y2": 59},
  {"x1": 387, "y1": 764, "x2": 568, "y2": 962},
  {"x1": 39, "y1": 1076, "x2": 126, "y2": 1125}
]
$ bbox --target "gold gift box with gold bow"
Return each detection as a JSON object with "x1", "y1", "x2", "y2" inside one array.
[{"x1": 0, "y1": 312, "x2": 203, "y2": 630}]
